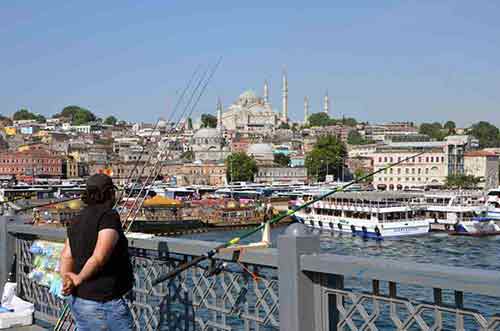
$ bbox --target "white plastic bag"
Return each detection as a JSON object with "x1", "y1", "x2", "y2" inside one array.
[
  {"x1": 0, "y1": 282, "x2": 16, "y2": 307},
  {"x1": 1, "y1": 282, "x2": 34, "y2": 313}
]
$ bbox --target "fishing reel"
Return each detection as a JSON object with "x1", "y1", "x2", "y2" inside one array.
[{"x1": 203, "y1": 259, "x2": 228, "y2": 277}]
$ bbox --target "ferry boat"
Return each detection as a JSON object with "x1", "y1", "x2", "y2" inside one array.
[
  {"x1": 293, "y1": 192, "x2": 429, "y2": 239},
  {"x1": 424, "y1": 191, "x2": 483, "y2": 231},
  {"x1": 481, "y1": 187, "x2": 500, "y2": 220}
]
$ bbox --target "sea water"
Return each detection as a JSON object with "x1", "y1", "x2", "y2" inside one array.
[{"x1": 181, "y1": 227, "x2": 500, "y2": 329}]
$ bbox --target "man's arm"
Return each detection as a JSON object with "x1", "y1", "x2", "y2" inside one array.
[
  {"x1": 60, "y1": 239, "x2": 74, "y2": 276},
  {"x1": 66, "y1": 229, "x2": 119, "y2": 287}
]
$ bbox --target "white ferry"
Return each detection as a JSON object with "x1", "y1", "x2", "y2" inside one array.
[
  {"x1": 482, "y1": 188, "x2": 500, "y2": 220},
  {"x1": 293, "y1": 192, "x2": 429, "y2": 239},
  {"x1": 424, "y1": 191, "x2": 483, "y2": 230}
]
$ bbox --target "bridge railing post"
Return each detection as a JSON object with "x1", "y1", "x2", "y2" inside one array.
[
  {"x1": 0, "y1": 215, "x2": 17, "y2": 289},
  {"x1": 278, "y1": 223, "x2": 321, "y2": 331}
]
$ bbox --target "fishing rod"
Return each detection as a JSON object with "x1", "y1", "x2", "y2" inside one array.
[
  {"x1": 54, "y1": 59, "x2": 222, "y2": 331},
  {"x1": 123, "y1": 57, "x2": 223, "y2": 233},
  {"x1": 119, "y1": 64, "x2": 213, "y2": 223},
  {"x1": 152, "y1": 151, "x2": 426, "y2": 285},
  {"x1": 115, "y1": 64, "x2": 203, "y2": 207}
]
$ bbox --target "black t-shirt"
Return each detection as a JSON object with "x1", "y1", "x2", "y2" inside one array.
[{"x1": 67, "y1": 204, "x2": 134, "y2": 302}]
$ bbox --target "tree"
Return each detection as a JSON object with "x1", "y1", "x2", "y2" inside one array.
[
  {"x1": 469, "y1": 121, "x2": 500, "y2": 148},
  {"x1": 444, "y1": 121, "x2": 456, "y2": 130},
  {"x1": 354, "y1": 168, "x2": 372, "y2": 183},
  {"x1": 225, "y1": 152, "x2": 258, "y2": 182},
  {"x1": 341, "y1": 117, "x2": 357, "y2": 127},
  {"x1": 419, "y1": 122, "x2": 446, "y2": 140},
  {"x1": 445, "y1": 174, "x2": 481, "y2": 188},
  {"x1": 200, "y1": 114, "x2": 217, "y2": 128},
  {"x1": 347, "y1": 130, "x2": 374, "y2": 145},
  {"x1": 12, "y1": 109, "x2": 45, "y2": 122},
  {"x1": 53, "y1": 105, "x2": 96, "y2": 125},
  {"x1": 187, "y1": 117, "x2": 193, "y2": 130},
  {"x1": 308, "y1": 113, "x2": 331, "y2": 127},
  {"x1": 104, "y1": 116, "x2": 118, "y2": 126},
  {"x1": 274, "y1": 153, "x2": 290, "y2": 167},
  {"x1": 278, "y1": 122, "x2": 290, "y2": 129},
  {"x1": 305, "y1": 135, "x2": 347, "y2": 182}
]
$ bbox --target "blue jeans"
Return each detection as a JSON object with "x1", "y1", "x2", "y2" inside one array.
[{"x1": 69, "y1": 296, "x2": 134, "y2": 331}]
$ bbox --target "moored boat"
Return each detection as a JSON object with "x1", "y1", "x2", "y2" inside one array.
[{"x1": 293, "y1": 192, "x2": 429, "y2": 239}]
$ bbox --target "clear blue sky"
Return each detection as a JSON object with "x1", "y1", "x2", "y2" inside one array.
[{"x1": 1, "y1": 1, "x2": 499, "y2": 126}]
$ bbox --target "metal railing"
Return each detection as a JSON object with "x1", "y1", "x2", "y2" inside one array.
[{"x1": 2, "y1": 216, "x2": 500, "y2": 330}]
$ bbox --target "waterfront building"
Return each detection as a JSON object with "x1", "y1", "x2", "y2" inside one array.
[
  {"x1": 0, "y1": 149, "x2": 63, "y2": 181},
  {"x1": 360, "y1": 122, "x2": 419, "y2": 142},
  {"x1": 247, "y1": 143, "x2": 274, "y2": 165},
  {"x1": 191, "y1": 128, "x2": 230, "y2": 162},
  {"x1": 255, "y1": 166, "x2": 307, "y2": 184},
  {"x1": 372, "y1": 143, "x2": 448, "y2": 190},
  {"x1": 372, "y1": 136, "x2": 476, "y2": 191},
  {"x1": 161, "y1": 161, "x2": 226, "y2": 186},
  {"x1": 290, "y1": 154, "x2": 305, "y2": 168},
  {"x1": 464, "y1": 150, "x2": 499, "y2": 189}
]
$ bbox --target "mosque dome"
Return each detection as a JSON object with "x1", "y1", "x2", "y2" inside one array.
[
  {"x1": 238, "y1": 90, "x2": 259, "y2": 105},
  {"x1": 247, "y1": 143, "x2": 273, "y2": 155}
]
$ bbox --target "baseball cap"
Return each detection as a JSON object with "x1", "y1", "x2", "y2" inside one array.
[{"x1": 86, "y1": 174, "x2": 116, "y2": 192}]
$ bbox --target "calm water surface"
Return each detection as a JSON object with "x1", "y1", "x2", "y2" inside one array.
[{"x1": 181, "y1": 226, "x2": 500, "y2": 329}]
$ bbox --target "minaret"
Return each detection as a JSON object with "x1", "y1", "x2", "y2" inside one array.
[
  {"x1": 323, "y1": 91, "x2": 329, "y2": 115},
  {"x1": 217, "y1": 97, "x2": 223, "y2": 131},
  {"x1": 263, "y1": 80, "x2": 269, "y2": 105},
  {"x1": 304, "y1": 96, "x2": 309, "y2": 124},
  {"x1": 282, "y1": 68, "x2": 288, "y2": 123}
]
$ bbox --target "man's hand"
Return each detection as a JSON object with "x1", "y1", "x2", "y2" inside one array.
[
  {"x1": 64, "y1": 272, "x2": 83, "y2": 288},
  {"x1": 61, "y1": 275, "x2": 75, "y2": 296}
]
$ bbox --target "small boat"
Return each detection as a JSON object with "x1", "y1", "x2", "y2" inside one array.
[{"x1": 449, "y1": 216, "x2": 500, "y2": 237}]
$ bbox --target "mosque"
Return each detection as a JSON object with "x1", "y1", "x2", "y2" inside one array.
[
  {"x1": 219, "y1": 70, "x2": 290, "y2": 131},
  {"x1": 218, "y1": 70, "x2": 331, "y2": 130}
]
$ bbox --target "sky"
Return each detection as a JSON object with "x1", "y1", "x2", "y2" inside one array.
[{"x1": 1, "y1": 1, "x2": 499, "y2": 127}]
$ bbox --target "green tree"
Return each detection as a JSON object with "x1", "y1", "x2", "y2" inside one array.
[
  {"x1": 341, "y1": 117, "x2": 357, "y2": 127},
  {"x1": 53, "y1": 105, "x2": 96, "y2": 125},
  {"x1": 354, "y1": 168, "x2": 372, "y2": 183},
  {"x1": 308, "y1": 113, "x2": 331, "y2": 127},
  {"x1": 225, "y1": 152, "x2": 258, "y2": 182},
  {"x1": 274, "y1": 153, "x2": 290, "y2": 167},
  {"x1": 469, "y1": 121, "x2": 500, "y2": 148},
  {"x1": 13, "y1": 109, "x2": 45, "y2": 122},
  {"x1": 200, "y1": 114, "x2": 217, "y2": 128},
  {"x1": 419, "y1": 122, "x2": 446, "y2": 140},
  {"x1": 187, "y1": 117, "x2": 193, "y2": 130},
  {"x1": 347, "y1": 130, "x2": 374, "y2": 145},
  {"x1": 305, "y1": 135, "x2": 347, "y2": 182},
  {"x1": 445, "y1": 174, "x2": 481, "y2": 188},
  {"x1": 444, "y1": 121, "x2": 456, "y2": 130},
  {"x1": 278, "y1": 122, "x2": 290, "y2": 129},
  {"x1": 104, "y1": 116, "x2": 118, "y2": 125}
]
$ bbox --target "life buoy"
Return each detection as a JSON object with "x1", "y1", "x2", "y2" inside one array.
[{"x1": 374, "y1": 226, "x2": 381, "y2": 237}]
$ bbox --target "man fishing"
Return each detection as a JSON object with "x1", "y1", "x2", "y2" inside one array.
[{"x1": 59, "y1": 174, "x2": 134, "y2": 331}]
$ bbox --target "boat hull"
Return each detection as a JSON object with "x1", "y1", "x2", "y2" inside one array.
[{"x1": 293, "y1": 214, "x2": 429, "y2": 239}]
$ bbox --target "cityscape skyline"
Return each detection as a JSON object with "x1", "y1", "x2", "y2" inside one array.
[{"x1": 1, "y1": 1, "x2": 500, "y2": 126}]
